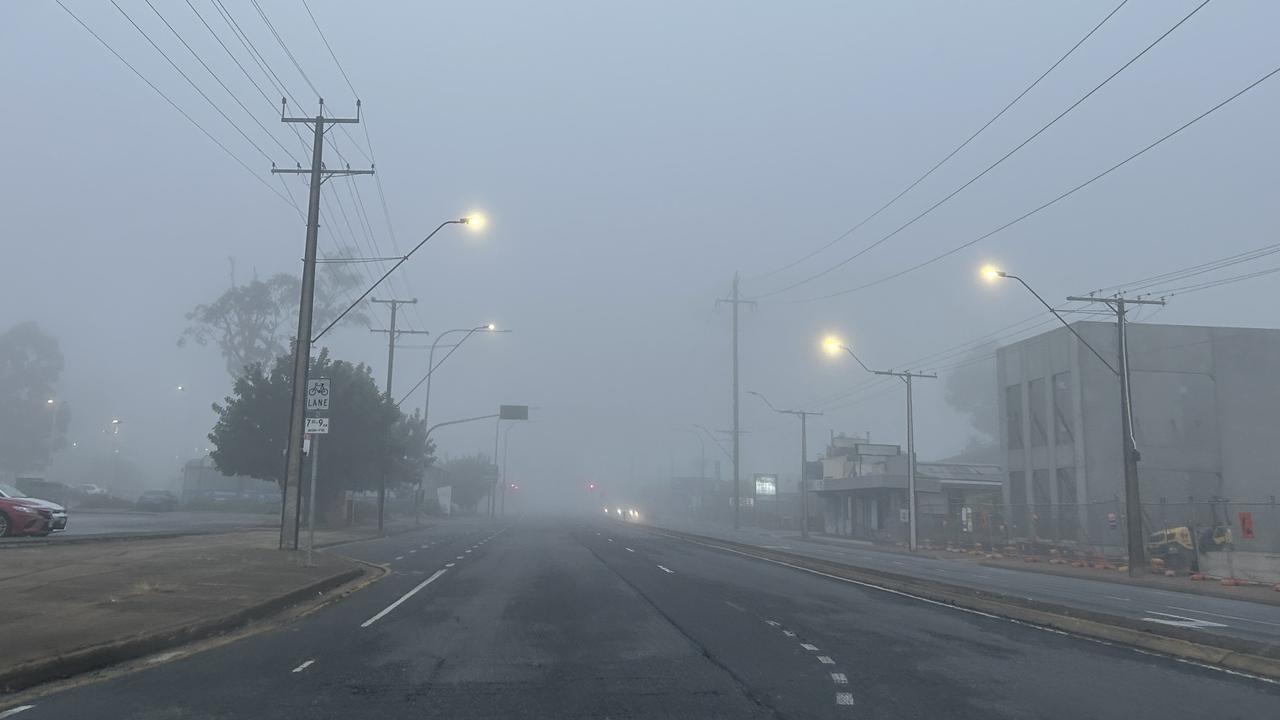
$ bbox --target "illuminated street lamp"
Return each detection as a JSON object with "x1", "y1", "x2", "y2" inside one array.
[
  {"x1": 980, "y1": 265, "x2": 1116, "y2": 374},
  {"x1": 823, "y1": 335, "x2": 934, "y2": 551}
]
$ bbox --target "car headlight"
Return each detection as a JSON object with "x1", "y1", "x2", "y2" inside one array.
[{"x1": 12, "y1": 505, "x2": 35, "y2": 514}]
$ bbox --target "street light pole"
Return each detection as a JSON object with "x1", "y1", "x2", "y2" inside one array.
[
  {"x1": 747, "y1": 392, "x2": 822, "y2": 539},
  {"x1": 832, "y1": 345, "x2": 935, "y2": 551},
  {"x1": 408, "y1": 325, "x2": 498, "y2": 427}
]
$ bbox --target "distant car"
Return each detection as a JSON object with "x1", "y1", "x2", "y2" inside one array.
[
  {"x1": 0, "y1": 482, "x2": 69, "y2": 537},
  {"x1": 136, "y1": 490, "x2": 179, "y2": 512},
  {"x1": 77, "y1": 483, "x2": 109, "y2": 496}
]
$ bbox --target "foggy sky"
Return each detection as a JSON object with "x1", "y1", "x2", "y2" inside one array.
[{"x1": 4, "y1": 1, "x2": 1277, "y2": 505}]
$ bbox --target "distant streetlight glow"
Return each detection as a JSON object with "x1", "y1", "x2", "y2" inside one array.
[
  {"x1": 980, "y1": 264, "x2": 1006, "y2": 283},
  {"x1": 46, "y1": 398, "x2": 55, "y2": 405},
  {"x1": 487, "y1": 323, "x2": 496, "y2": 331}
]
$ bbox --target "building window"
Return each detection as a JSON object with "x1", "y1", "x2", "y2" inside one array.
[
  {"x1": 1053, "y1": 371, "x2": 1073, "y2": 444},
  {"x1": 1009, "y1": 470, "x2": 1027, "y2": 533},
  {"x1": 1028, "y1": 378, "x2": 1048, "y2": 447},
  {"x1": 1005, "y1": 385, "x2": 1023, "y2": 450},
  {"x1": 1032, "y1": 469, "x2": 1051, "y2": 538},
  {"x1": 1057, "y1": 467, "x2": 1078, "y2": 540}
]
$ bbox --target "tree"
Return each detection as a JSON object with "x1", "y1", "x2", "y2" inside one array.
[
  {"x1": 440, "y1": 453, "x2": 496, "y2": 512},
  {"x1": 0, "y1": 322, "x2": 65, "y2": 474},
  {"x1": 179, "y1": 254, "x2": 369, "y2": 378},
  {"x1": 208, "y1": 349, "x2": 434, "y2": 516}
]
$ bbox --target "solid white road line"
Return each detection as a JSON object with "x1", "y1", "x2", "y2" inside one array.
[
  {"x1": 817, "y1": 656, "x2": 835, "y2": 664},
  {"x1": 831, "y1": 672, "x2": 848, "y2": 685},
  {"x1": 0, "y1": 706, "x2": 35, "y2": 718},
  {"x1": 291, "y1": 660, "x2": 315, "y2": 673},
  {"x1": 360, "y1": 569, "x2": 448, "y2": 628},
  {"x1": 836, "y1": 692, "x2": 854, "y2": 705},
  {"x1": 800, "y1": 643, "x2": 820, "y2": 651},
  {"x1": 1166, "y1": 605, "x2": 1280, "y2": 628},
  {"x1": 657, "y1": 565, "x2": 675, "y2": 574}
]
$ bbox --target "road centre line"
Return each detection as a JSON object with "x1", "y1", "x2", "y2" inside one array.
[
  {"x1": 445, "y1": 563, "x2": 455, "y2": 568},
  {"x1": 817, "y1": 656, "x2": 835, "y2": 664},
  {"x1": 764, "y1": 620, "x2": 780, "y2": 627},
  {"x1": 394, "y1": 556, "x2": 404, "y2": 561},
  {"x1": 831, "y1": 672, "x2": 848, "y2": 684},
  {"x1": 657, "y1": 564, "x2": 675, "y2": 574},
  {"x1": 625, "y1": 547, "x2": 635, "y2": 552},
  {"x1": 836, "y1": 692, "x2": 854, "y2": 705},
  {"x1": 800, "y1": 643, "x2": 820, "y2": 651},
  {"x1": 456, "y1": 555, "x2": 464, "y2": 560},
  {"x1": 361, "y1": 569, "x2": 448, "y2": 628},
  {"x1": 783, "y1": 630, "x2": 796, "y2": 637},
  {"x1": 291, "y1": 660, "x2": 315, "y2": 673}
]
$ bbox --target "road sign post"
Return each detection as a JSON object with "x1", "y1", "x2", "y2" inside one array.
[{"x1": 306, "y1": 434, "x2": 319, "y2": 567}]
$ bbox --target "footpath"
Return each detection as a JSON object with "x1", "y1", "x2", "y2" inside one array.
[{"x1": 0, "y1": 527, "x2": 383, "y2": 693}]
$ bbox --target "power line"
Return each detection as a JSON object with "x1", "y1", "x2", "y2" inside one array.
[
  {"x1": 1153, "y1": 264, "x2": 1280, "y2": 297},
  {"x1": 790, "y1": 59, "x2": 1280, "y2": 304},
  {"x1": 299, "y1": 0, "x2": 358, "y2": 98},
  {"x1": 1090, "y1": 241, "x2": 1280, "y2": 296},
  {"x1": 142, "y1": 0, "x2": 298, "y2": 161},
  {"x1": 751, "y1": 0, "x2": 1214, "y2": 301},
  {"x1": 250, "y1": 0, "x2": 321, "y2": 99},
  {"x1": 53, "y1": 0, "x2": 293, "y2": 208},
  {"x1": 211, "y1": 0, "x2": 301, "y2": 109},
  {"x1": 745, "y1": 0, "x2": 1131, "y2": 285},
  {"x1": 109, "y1": 0, "x2": 280, "y2": 164}
]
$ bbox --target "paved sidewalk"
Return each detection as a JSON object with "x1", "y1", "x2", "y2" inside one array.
[{"x1": 0, "y1": 530, "x2": 361, "y2": 689}]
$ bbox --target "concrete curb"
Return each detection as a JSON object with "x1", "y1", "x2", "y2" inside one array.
[
  {"x1": 0, "y1": 564, "x2": 364, "y2": 694},
  {"x1": 312, "y1": 522, "x2": 432, "y2": 550},
  {"x1": 648, "y1": 526, "x2": 1280, "y2": 681}
]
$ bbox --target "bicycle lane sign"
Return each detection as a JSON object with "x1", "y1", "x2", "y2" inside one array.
[{"x1": 307, "y1": 378, "x2": 330, "y2": 412}]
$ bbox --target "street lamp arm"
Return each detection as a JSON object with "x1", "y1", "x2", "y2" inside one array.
[
  {"x1": 839, "y1": 345, "x2": 875, "y2": 375},
  {"x1": 397, "y1": 325, "x2": 498, "y2": 407},
  {"x1": 425, "y1": 413, "x2": 500, "y2": 441},
  {"x1": 1006, "y1": 274, "x2": 1119, "y2": 376},
  {"x1": 313, "y1": 219, "x2": 466, "y2": 343},
  {"x1": 746, "y1": 390, "x2": 782, "y2": 414}
]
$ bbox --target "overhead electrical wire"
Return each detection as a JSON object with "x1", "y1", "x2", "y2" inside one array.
[
  {"x1": 52, "y1": 0, "x2": 294, "y2": 209},
  {"x1": 750, "y1": 0, "x2": 1214, "y2": 301},
  {"x1": 746, "y1": 0, "x2": 1132, "y2": 285},
  {"x1": 788, "y1": 59, "x2": 1280, "y2": 304}
]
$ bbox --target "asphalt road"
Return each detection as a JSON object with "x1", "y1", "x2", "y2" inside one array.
[
  {"x1": 5, "y1": 516, "x2": 1278, "y2": 719},
  {"x1": 653, "y1": 518, "x2": 1280, "y2": 646}
]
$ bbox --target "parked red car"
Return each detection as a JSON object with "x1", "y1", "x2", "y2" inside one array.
[{"x1": 0, "y1": 482, "x2": 69, "y2": 537}]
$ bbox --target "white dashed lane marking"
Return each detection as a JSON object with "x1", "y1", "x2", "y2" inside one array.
[
  {"x1": 800, "y1": 643, "x2": 820, "y2": 651},
  {"x1": 625, "y1": 547, "x2": 635, "y2": 552},
  {"x1": 465, "y1": 550, "x2": 472, "y2": 554},
  {"x1": 657, "y1": 565, "x2": 675, "y2": 574},
  {"x1": 831, "y1": 672, "x2": 848, "y2": 685},
  {"x1": 817, "y1": 656, "x2": 835, "y2": 665},
  {"x1": 291, "y1": 660, "x2": 315, "y2": 673},
  {"x1": 445, "y1": 563, "x2": 455, "y2": 568},
  {"x1": 783, "y1": 630, "x2": 797, "y2": 637},
  {"x1": 456, "y1": 555, "x2": 464, "y2": 560},
  {"x1": 764, "y1": 620, "x2": 780, "y2": 627},
  {"x1": 394, "y1": 555, "x2": 404, "y2": 561},
  {"x1": 836, "y1": 692, "x2": 854, "y2": 705}
]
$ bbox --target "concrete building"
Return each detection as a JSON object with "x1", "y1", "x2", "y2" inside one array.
[
  {"x1": 816, "y1": 434, "x2": 1003, "y2": 545},
  {"x1": 997, "y1": 321, "x2": 1280, "y2": 574}
]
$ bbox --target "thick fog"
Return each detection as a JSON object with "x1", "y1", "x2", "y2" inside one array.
[{"x1": 3, "y1": 1, "x2": 1277, "y2": 511}]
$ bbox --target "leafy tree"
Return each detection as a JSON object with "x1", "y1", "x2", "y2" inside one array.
[
  {"x1": 208, "y1": 349, "x2": 433, "y2": 518},
  {"x1": 0, "y1": 322, "x2": 65, "y2": 474},
  {"x1": 180, "y1": 255, "x2": 369, "y2": 378},
  {"x1": 440, "y1": 453, "x2": 497, "y2": 512}
]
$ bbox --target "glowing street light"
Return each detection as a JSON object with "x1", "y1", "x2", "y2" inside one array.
[
  {"x1": 822, "y1": 334, "x2": 935, "y2": 551},
  {"x1": 463, "y1": 212, "x2": 487, "y2": 230}
]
